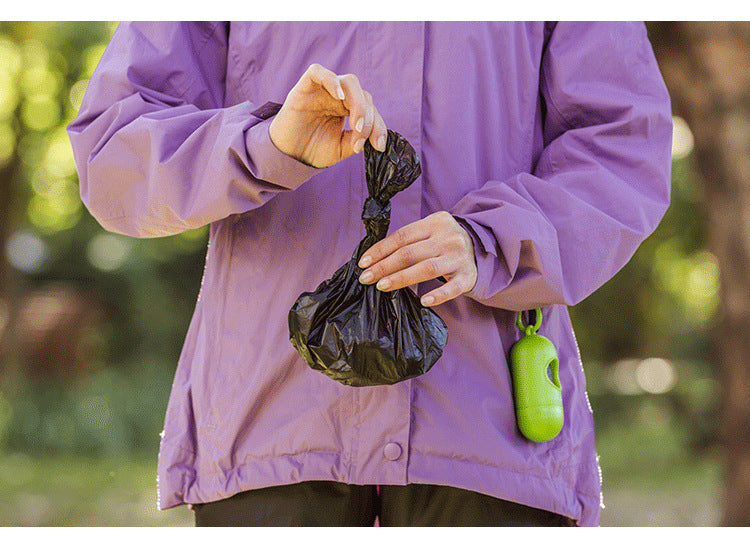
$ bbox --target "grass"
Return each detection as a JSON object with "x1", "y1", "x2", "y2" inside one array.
[
  {"x1": 0, "y1": 451, "x2": 192, "y2": 527},
  {"x1": 599, "y1": 454, "x2": 721, "y2": 526},
  {"x1": 595, "y1": 412, "x2": 722, "y2": 526}
]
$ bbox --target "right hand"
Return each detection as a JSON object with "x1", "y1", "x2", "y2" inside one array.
[{"x1": 269, "y1": 63, "x2": 388, "y2": 168}]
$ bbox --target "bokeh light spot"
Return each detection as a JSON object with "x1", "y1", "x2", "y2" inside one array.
[
  {"x1": 0, "y1": 35, "x2": 22, "y2": 76},
  {"x1": 27, "y1": 190, "x2": 82, "y2": 234},
  {"x1": 608, "y1": 358, "x2": 642, "y2": 395},
  {"x1": 22, "y1": 95, "x2": 60, "y2": 132},
  {"x1": 21, "y1": 65, "x2": 60, "y2": 98},
  {"x1": 87, "y1": 233, "x2": 134, "y2": 271},
  {"x1": 636, "y1": 357, "x2": 676, "y2": 394},
  {"x1": 672, "y1": 116, "x2": 695, "y2": 160},
  {"x1": 5, "y1": 230, "x2": 48, "y2": 273}
]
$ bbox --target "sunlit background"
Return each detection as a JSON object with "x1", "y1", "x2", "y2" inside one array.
[{"x1": 0, "y1": 21, "x2": 732, "y2": 526}]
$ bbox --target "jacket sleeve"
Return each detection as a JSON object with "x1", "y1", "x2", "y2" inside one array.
[
  {"x1": 67, "y1": 21, "x2": 321, "y2": 238},
  {"x1": 450, "y1": 21, "x2": 673, "y2": 311}
]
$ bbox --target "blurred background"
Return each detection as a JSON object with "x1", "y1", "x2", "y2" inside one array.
[{"x1": 0, "y1": 21, "x2": 747, "y2": 527}]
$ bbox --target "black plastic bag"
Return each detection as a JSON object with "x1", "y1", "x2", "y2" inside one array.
[{"x1": 288, "y1": 129, "x2": 448, "y2": 386}]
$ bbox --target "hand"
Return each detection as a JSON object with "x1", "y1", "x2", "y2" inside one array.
[
  {"x1": 357, "y1": 211, "x2": 478, "y2": 307},
  {"x1": 269, "y1": 63, "x2": 388, "y2": 168}
]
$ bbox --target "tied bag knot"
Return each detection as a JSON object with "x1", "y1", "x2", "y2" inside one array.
[
  {"x1": 288, "y1": 130, "x2": 448, "y2": 387},
  {"x1": 359, "y1": 196, "x2": 390, "y2": 254},
  {"x1": 355, "y1": 130, "x2": 423, "y2": 257}
]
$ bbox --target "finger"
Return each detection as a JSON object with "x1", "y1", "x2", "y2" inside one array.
[
  {"x1": 358, "y1": 220, "x2": 433, "y2": 269},
  {"x1": 339, "y1": 74, "x2": 371, "y2": 153},
  {"x1": 358, "y1": 239, "x2": 438, "y2": 285},
  {"x1": 338, "y1": 95, "x2": 385, "y2": 157},
  {"x1": 369, "y1": 105, "x2": 388, "y2": 152},
  {"x1": 420, "y1": 274, "x2": 475, "y2": 307},
  {"x1": 371, "y1": 256, "x2": 447, "y2": 293},
  {"x1": 337, "y1": 129, "x2": 358, "y2": 159},
  {"x1": 353, "y1": 89, "x2": 387, "y2": 152},
  {"x1": 358, "y1": 90, "x2": 375, "y2": 138},
  {"x1": 303, "y1": 63, "x2": 346, "y2": 101}
]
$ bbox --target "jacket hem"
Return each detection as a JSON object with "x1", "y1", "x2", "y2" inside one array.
[{"x1": 156, "y1": 445, "x2": 599, "y2": 526}]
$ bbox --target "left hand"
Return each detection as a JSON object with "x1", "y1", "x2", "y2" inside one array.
[{"x1": 357, "y1": 211, "x2": 478, "y2": 307}]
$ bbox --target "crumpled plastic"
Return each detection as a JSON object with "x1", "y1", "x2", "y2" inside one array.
[{"x1": 288, "y1": 129, "x2": 449, "y2": 386}]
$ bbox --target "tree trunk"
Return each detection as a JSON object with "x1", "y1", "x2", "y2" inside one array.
[
  {"x1": 0, "y1": 148, "x2": 22, "y2": 381},
  {"x1": 647, "y1": 21, "x2": 750, "y2": 526}
]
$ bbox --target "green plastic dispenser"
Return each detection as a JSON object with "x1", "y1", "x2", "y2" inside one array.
[{"x1": 510, "y1": 309, "x2": 564, "y2": 442}]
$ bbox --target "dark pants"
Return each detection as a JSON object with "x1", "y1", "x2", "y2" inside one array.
[{"x1": 192, "y1": 481, "x2": 576, "y2": 526}]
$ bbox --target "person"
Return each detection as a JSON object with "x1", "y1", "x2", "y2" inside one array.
[{"x1": 67, "y1": 21, "x2": 672, "y2": 526}]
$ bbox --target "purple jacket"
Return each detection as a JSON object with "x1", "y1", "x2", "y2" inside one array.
[{"x1": 68, "y1": 22, "x2": 672, "y2": 526}]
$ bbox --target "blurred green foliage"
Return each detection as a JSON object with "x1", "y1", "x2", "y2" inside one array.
[
  {"x1": 570, "y1": 152, "x2": 719, "y2": 452},
  {"x1": 571, "y1": 156, "x2": 710, "y2": 363},
  {"x1": 0, "y1": 22, "x2": 208, "y2": 456},
  {"x1": 2, "y1": 363, "x2": 176, "y2": 455},
  {"x1": 0, "y1": 21, "x2": 721, "y2": 498}
]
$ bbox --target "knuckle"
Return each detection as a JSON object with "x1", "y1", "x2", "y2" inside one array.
[
  {"x1": 431, "y1": 278, "x2": 467, "y2": 304},
  {"x1": 341, "y1": 73, "x2": 360, "y2": 87},
  {"x1": 365, "y1": 245, "x2": 380, "y2": 261},
  {"x1": 458, "y1": 272, "x2": 475, "y2": 293},
  {"x1": 393, "y1": 227, "x2": 409, "y2": 249},
  {"x1": 387, "y1": 271, "x2": 404, "y2": 288},
  {"x1": 368, "y1": 262, "x2": 385, "y2": 280},
  {"x1": 396, "y1": 246, "x2": 416, "y2": 267},
  {"x1": 448, "y1": 280, "x2": 463, "y2": 297},
  {"x1": 450, "y1": 233, "x2": 467, "y2": 251},
  {"x1": 435, "y1": 210, "x2": 453, "y2": 225},
  {"x1": 452, "y1": 233, "x2": 474, "y2": 251},
  {"x1": 433, "y1": 287, "x2": 449, "y2": 303},
  {"x1": 427, "y1": 210, "x2": 451, "y2": 230},
  {"x1": 427, "y1": 257, "x2": 442, "y2": 278},
  {"x1": 361, "y1": 113, "x2": 374, "y2": 133}
]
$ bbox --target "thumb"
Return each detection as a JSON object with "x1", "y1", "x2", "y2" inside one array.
[{"x1": 338, "y1": 129, "x2": 366, "y2": 160}]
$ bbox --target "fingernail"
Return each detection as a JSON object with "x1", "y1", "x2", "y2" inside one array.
[
  {"x1": 355, "y1": 118, "x2": 364, "y2": 133},
  {"x1": 354, "y1": 138, "x2": 365, "y2": 153},
  {"x1": 359, "y1": 270, "x2": 374, "y2": 284},
  {"x1": 377, "y1": 135, "x2": 386, "y2": 151},
  {"x1": 421, "y1": 295, "x2": 435, "y2": 306},
  {"x1": 336, "y1": 83, "x2": 345, "y2": 100},
  {"x1": 359, "y1": 255, "x2": 372, "y2": 268},
  {"x1": 376, "y1": 278, "x2": 390, "y2": 291}
]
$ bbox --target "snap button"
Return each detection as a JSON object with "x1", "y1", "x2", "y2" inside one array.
[{"x1": 383, "y1": 442, "x2": 402, "y2": 461}]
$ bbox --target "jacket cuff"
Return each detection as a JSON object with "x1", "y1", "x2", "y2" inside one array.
[
  {"x1": 453, "y1": 215, "x2": 511, "y2": 304},
  {"x1": 244, "y1": 118, "x2": 322, "y2": 190}
]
